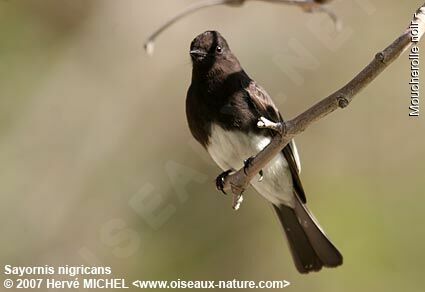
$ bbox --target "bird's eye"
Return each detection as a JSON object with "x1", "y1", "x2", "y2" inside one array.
[{"x1": 216, "y1": 46, "x2": 223, "y2": 53}]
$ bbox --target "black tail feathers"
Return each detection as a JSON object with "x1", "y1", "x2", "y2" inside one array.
[{"x1": 273, "y1": 198, "x2": 343, "y2": 274}]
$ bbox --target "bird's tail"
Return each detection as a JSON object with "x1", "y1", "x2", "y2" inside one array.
[{"x1": 272, "y1": 197, "x2": 343, "y2": 273}]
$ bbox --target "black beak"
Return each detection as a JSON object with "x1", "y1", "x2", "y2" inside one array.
[{"x1": 190, "y1": 49, "x2": 207, "y2": 60}]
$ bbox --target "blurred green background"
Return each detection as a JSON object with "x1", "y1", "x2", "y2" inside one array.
[{"x1": 1, "y1": 0, "x2": 424, "y2": 291}]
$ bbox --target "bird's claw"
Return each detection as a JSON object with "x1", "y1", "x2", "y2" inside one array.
[
  {"x1": 244, "y1": 156, "x2": 264, "y2": 182},
  {"x1": 215, "y1": 169, "x2": 232, "y2": 195},
  {"x1": 216, "y1": 170, "x2": 245, "y2": 210},
  {"x1": 258, "y1": 169, "x2": 264, "y2": 182},
  {"x1": 243, "y1": 157, "x2": 254, "y2": 175}
]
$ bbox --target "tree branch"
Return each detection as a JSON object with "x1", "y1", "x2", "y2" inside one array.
[
  {"x1": 223, "y1": 3, "x2": 425, "y2": 209},
  {"x1": 144, "y1": 0, "x2": 337, "y2": 55}
]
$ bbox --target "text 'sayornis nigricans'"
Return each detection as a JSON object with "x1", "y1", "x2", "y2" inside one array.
[{"x1": 185, "y1": 31, "x2": 342, "y2": 273}]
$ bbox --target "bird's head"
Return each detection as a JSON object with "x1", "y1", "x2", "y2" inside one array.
[{"x1": 189, "y1": 30, "x2": 231, "y2": 67}]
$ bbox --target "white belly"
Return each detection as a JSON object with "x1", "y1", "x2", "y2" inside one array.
[{"x1": 206, "y1": 124, "x2": 296, "y2": 207}]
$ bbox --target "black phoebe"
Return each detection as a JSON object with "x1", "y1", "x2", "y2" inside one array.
[{"x1": 185, "y1": 31, "x2": 342, "y2": 273}]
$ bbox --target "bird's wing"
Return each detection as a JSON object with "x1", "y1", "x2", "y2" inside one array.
[
  {"x1": 246, "y1": 81, "x2": 281, "y2": 123},
  {"x1": 282, "y1": 141, "x2": 306, "y2": 203},
  {"x1": 245, "y1": 81, "x2": 307, "y2": 203}
]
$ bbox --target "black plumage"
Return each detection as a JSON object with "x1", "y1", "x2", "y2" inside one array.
[{"x1": 186, "y1": 30, "x2": 342, "y2": 273}]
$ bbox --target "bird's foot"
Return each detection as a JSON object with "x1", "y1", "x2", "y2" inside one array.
[
  {"x1": 244, "y1": 156, "x2": 264, "y2": 182},
  {"x1": 215, "y1": 169, "x2": 232, "y2": 195},
  {"x1": 216, "y1": 170, "x2": 245, "y2": 210}
]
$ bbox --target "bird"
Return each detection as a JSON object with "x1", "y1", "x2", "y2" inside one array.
[{"x1": 185, "y1": 30, "x2": 342, "y2": 273}]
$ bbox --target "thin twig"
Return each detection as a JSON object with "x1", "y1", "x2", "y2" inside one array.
[
  {"x1": 221, "y1": 3, "x2": 425, "y2": 204},
  {"x1": 144, "y1": 0, "x2": 337, "y2": 55}
]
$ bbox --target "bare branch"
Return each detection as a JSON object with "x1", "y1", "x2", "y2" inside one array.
[
  {"x1": 144, "y1": 0, "x2": 337, "y2": 55},
  {"x1": 222, "y1": 3, "x2": 425, "y2": 206}
]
